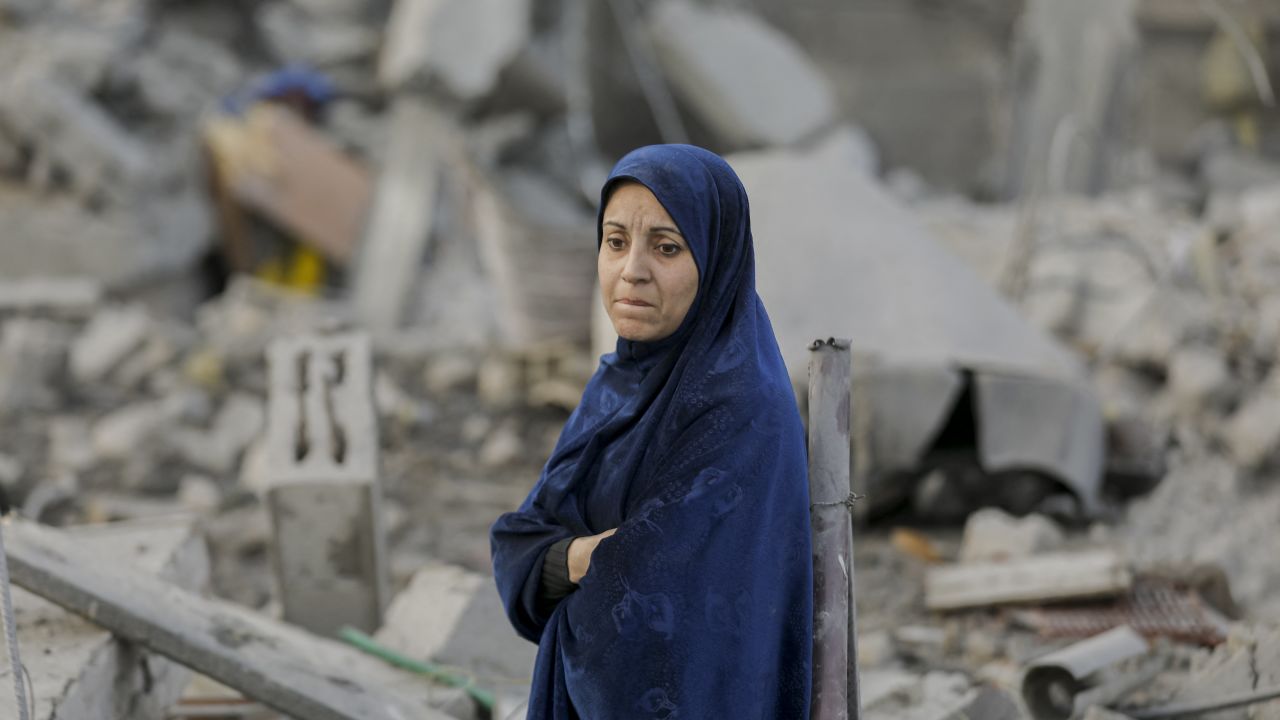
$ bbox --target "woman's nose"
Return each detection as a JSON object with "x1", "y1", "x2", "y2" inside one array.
[{"x1": 620, "y1": 246, "x2": 651, "y2": 283}]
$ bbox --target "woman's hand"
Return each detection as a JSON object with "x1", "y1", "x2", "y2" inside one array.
[{"x1": 567, "y1": 528, "x2": 617, "y2": 583}]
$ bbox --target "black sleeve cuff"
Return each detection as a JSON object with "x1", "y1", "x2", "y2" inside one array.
[{"x1": 536, "y1": 537, "x2": 577, "y2": 613}]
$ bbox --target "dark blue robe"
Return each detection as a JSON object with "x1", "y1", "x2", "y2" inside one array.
[{"x1": 490, "y1": 144, "x2": 813, "y2": 719}]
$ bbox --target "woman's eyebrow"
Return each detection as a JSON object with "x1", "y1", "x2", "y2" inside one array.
[
  {"x1": 650, "y1": 225, "x2": 683, "y2": 238},
  {"x1": 603, "y1": 220, "x2": 627, "y2": 231}
]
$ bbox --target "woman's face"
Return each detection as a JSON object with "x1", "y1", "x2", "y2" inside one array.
[{"x1": 598, "y1": 182, "x2": 700, "y2": 343}]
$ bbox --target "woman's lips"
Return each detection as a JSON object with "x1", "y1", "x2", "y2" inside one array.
[{"x1": 617, "y1": 298, "x2": 653, "y2": 307}]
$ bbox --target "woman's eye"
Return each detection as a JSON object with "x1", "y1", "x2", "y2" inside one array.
[
  {"x1": 606, "y1": 237, "x2": 626, "y2": 250},
  {"x1": 657, "y1": 243, "x2": 682, "y2": 256}
]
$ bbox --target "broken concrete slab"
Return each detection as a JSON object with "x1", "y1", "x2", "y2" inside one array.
[
  {"x1": 0, "y1": 278, "x2": 102, "y2": 316},
  {"x1": 374, "y1": 563, "x2": 537, "y2": 688},
  {"x1": 6, "y1": 518, "x2": 455, "y2": 720},
  {"x1": 647, "y1": 0, "x2": 836, "y2": 150},
  {"x1": 925, "y1": 550, "x2": 1132, "y2": 612},
  {"x1": 0, "y1": 182, "x2": 210, "y2": 292},
  {"x1": 0, "y1": 68, "x2": 157, "y2": 201},
  {"x1": 7, "y1": 516, "x2": 209, "y2": 720},
  {"x1": 378, "y1": 0, "x2": 532, "y2": 100},
  {"x1": 352, "y1": 99, "x2": 442, "y2": 333},
  {"x1": 729, "y1": 146, "x2": 1084, "y2": 381},
  {"x1": 959, "y1": 508, "x2": 1064, "y2": 564},
  {"x1": 265, "y1": 333, "x2": 388, "y2": 635}
]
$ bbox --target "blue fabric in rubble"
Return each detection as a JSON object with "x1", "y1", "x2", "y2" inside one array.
[{"x1": 490, "y1": 144, "x2": 813, "y2": 719}]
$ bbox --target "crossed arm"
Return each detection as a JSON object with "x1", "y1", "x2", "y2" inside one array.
[{"x1": 538, "y1": 527, "x2": 617, "y2": 609}]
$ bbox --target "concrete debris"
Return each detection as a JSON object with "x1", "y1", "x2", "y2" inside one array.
[
  {"x1": 6, "y1": 517, "x2": 210, "y2": 720},
  {"x1": 425, "y1": 352, "x2": 479, "y2": 395},
  {"x1": 1001, "y1": 0, "x2": 1138, "y2": 199},
  {"x1": 478, "y1": 421, "x2": 523, "y2": 468},
  {"x1": 70, "y1": 304, "x2": 151, "y2": 384},
  {"x1": 1123, "y1": 455, "x2": 1280, "y2": 619},
  {"x1": 91, "y1": 400, "x2": 170, "y2": 461},
  {"x1": 1222, "y1": 379, "x2": 1280, "y2": 471},
  {"x1": 862, "y1": 670, "x2": 999, "y2": 720},
  {"x1": 1168, "y1": 345, "x2": 1232, "y2": 418},
  {"x1": 379, "y1": 0, "x2": 532, "y2": 100},
  {"x1": 256, "y1": 2, "x2": 380, "y2": 68},
  {"x1": 6, "y1": 517, "x2": 456, "y2": 720},
  {"x1": 0, "y1": 277, "x2": 102, "y2": 315},
  {"x1": 959, "y1": 508, "x2": 1065, "y2": 564},
  {"x1": 374, "y1": 563, "x2": 536, "y2": 689},
  {"x1": 169, "y1": 392, "x2": 266, "y2": 476},
  {"x1": 647, "y1": 0, "x2": 836, "y2": 150},
  {"x1": 0, "y1": 317, "x2": 70, "y2": 413}
]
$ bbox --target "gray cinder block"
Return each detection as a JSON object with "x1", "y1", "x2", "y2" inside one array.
[{"x1": 266, "y1": 333, "x2": 387, "y2": 635}]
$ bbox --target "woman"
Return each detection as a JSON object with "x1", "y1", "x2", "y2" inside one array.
[{"x1": 490, "y1": 144, "x2": 813, "y2": 719}]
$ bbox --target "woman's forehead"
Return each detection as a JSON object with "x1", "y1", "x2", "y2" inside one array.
[{"x1": 602, "y1": 182, "x2": 682, "y2": 231}]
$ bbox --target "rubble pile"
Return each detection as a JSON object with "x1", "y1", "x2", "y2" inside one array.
[{"x1": 0, "y1": 277, "x2": 590, "y2": 611}]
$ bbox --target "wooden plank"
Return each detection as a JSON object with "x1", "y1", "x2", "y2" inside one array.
[
  {"x1": 808, "y1": 338, "x2": 857, "y2": 720},
  {"x1": 5, "y1": 518, "x2": 450, "y2": 720},
  {"x1": 925, "y1": 550, "x2": 1132, "y2": 612}
]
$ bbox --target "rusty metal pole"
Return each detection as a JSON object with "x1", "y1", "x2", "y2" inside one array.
[{"x1": 808, "y1": 338, "x2": 860, "y2": 720}]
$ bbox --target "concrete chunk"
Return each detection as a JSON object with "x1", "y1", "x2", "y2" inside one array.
[
  {"x1": 71, "y1": 305, "x2": 151, "y2": 384},
  {"x1": 169, "y1": 392, "x2": 266, "y2": 475},
  {"x1": 266, "y1": 333, "x2": 387, "y2": 635},
  {"x1": 647, "y1": 0, "x2": 836, "y2": 149},
  {"x1": 374, "y1": 564, "x2": 536, "y2": 694},
  {"x1": 959, "y1": 508, "x2": 1064, "y2": 564},
  {"x1": 378, "y1": 0, "x2": 531, "y2": 99},
  {"x1": 1223, "y1": 384, "x2": 1280, "y2": 470}
]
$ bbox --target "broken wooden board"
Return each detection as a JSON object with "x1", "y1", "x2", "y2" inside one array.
[
  {"x1": 925, "y1": 550, "x2": 1132, "y2": 612},
  {"x1": 5, "y1": 518, "x2": 453, "y2": 720},
  {"x1": 203, "y1": 104, "x2": 372, "y2": 266}
]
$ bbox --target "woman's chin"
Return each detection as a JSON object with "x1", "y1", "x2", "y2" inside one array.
[{"x1": 614, "y1": 322, "x2": 668, "y2": 343}]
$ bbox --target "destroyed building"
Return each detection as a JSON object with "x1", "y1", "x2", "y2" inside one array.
[{"x1": 2, "y1": 0, "x2": 1280, "y2": 718}]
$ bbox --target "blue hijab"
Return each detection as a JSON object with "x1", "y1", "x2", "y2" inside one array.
[{"x1": 490, "y1": 144, "x2": 813, "y2": 719}]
